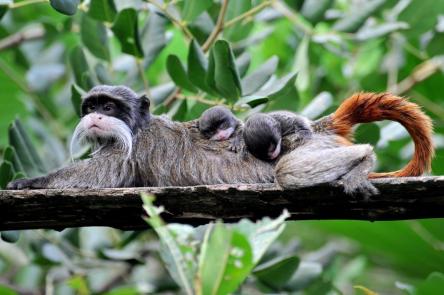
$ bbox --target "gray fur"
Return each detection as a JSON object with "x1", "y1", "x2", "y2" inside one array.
[{"x1": 7, "y1": 85, "x2": 378, "y2": 196}]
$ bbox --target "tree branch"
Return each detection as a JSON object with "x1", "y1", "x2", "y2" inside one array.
[
  {"x1": 0, "y1": 26, "x2": 45, "y2": 51},
  {"x1": 202, "y1": 0, "x2": 230, "y2": 52},
  {"x1": 1, "y1": 177, "x2": 444, "y2": 231}
]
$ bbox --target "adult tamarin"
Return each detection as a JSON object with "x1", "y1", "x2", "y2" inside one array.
[
  {"x1": 274, "y1": 92, "x2": 434, "y2": 195},
  {"x1": 244, "y1": 93, "x2": 433, "y2": 175},
  {"x1": 7, "y1": 87, "x2": 434, "y2": 196}
]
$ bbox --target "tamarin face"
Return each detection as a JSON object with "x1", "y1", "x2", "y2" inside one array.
[
  {"x1": 243, "y1": 113, "x2": 282, "y2": 161},
  {"x1": 199, "y1": 106, "x2": 239, "y2": 141},
  {"x1": 71, "y1": 85, "x2": 150, "y2": 158}
]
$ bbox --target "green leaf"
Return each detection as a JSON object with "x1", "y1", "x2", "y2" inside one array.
[
  {"x1": 0, "y1": 5, "x2": 8, "y2": 21},
  {"x1": 95, "y1": 63, "x2": 112, "y2": 84},
  {"x1": 142, "y1": 195, "x2": 195, "y2": 295},
  {"x1": 67, "y1": 276, "x2": 90, "y2": 295},
  {"x1": 71, "y1": 84, "x2": 83, "y2": 117},
  {"x1": 301, "y1": 0, "x2": 333, "y2": 23},
  {"x1": 294, "y1": 36, "x2": 310, "y2": 91},
  {"x1": 188, "y1": 12, "x2": 214, "y2": 44},
  {"x1": 0, "y1": 161, "x2": 14, "y2": 189},
  {"x1": 399, "y1": 0, "x2": 444, "y2": 39},
  {"x1": 253, "y1": 255, "x2": 300, "y2": 290},
  {"x1": 151, "y1": 82, "x2": 176, "y2": 105},
  {"x1": 142, "y1": 12, "x2": 168, "y2": 69},
  {"x1": 13, "y1": 172, "x2": 26, "y2": 180},
  {"x1": 198, "y1": 224, "x2": 254, "y2": 295},
  {"x1": 169, "y1": 99, "x2": 188, "y2": 121},
  {"x1": 42, "y1": 243, "x2": 68, "y2": 263},
  {"x1": 8, "y1": 119, "x2": 45, "y2": 177},
  {"x1": 355, "y1": 123, "x2": 380, "y2": 146},
  {"x1": 300, "y1": 91, "x2": 333, "y2": 119},
  {"x1": 111, "y1": 8, "x2": 144, "y2": 58},
  {"x1": 224, "y1": 0, "x2": 253, "y2": 42},
  {"x1": 181, "y1": 0, "x2": 213, "y2": 23},
  {"x1": 235, "y1": 51, "x2": 251, "y2": 78},
  {"x1": 3, "y1": 146, "x2": 24, "y2": 176},
  {"x1": 237, "y1": 74, "x2": 298, "y2": 108},
  {"x1": 355, "y1": 22, "x2": 409, "y2": 41},
  {"x1": 426, "y1": 32, "x2": 444, "y2": 56},
  {"x1": 0, "y1": 284, "x2": 18, "y2": 295},
  {"x1": 286, "y1": 261, "x2": 323, "y2": 290},
  {"x1": 0, "y1": 231, "x2": 20, "y2": 243},
  {"x1": 207, "y1": 40, "x2": 242, "y2": 101},
  {"x1": 88, "y1": 0, "x2": 117, "y2": 22},
  {"x1": 332, "y1": 0, "x2": 386, "y2": 33},
  {"x1": 80, "y1": 14, "x2": 110, "y2": 61},
  {"x1": 187, "y1": 40, "x2": 216, "y2": 95},
  {"x1": 167, "y1": 54, "x2": 198, "y2": 93},
  {"x1": 234, "y1": 210, "x2": 289, "y2": 264},
  {"x1": 49, "y1": 0, "x2": 79, "y2": 16},
  {"x1": 69, "y1": 46, "x2": 94, "y2": 90},
  {"x1": 241, "y1": 56, "x2": 278, "y2": 96},
  {"x1": 416, "y1": 272, "x2": 444, "y2": 295}
]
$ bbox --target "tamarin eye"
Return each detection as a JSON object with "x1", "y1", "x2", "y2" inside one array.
[
  {"x1": 87, "y1": 105, "x2": 96, "y2": 113},
  {"x1": 103, "y1": 102, "x2": 116, "y2": 112}
]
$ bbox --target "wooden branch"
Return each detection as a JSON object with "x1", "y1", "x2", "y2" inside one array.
[
  {"x1": 0, "y1": 26, "x2": 45, "y2": 51},
  {"x1": 1, "y1": 176, "x2": 444, "y2": 231}
]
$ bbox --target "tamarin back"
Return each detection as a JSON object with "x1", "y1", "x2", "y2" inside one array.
[{"x1": 313, "y1": 92, "x2": 434, "y2": 177}]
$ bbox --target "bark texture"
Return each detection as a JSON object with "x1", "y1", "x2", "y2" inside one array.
[{"x1": 1, "y1": 176, "x2": 444, "y2": 230}]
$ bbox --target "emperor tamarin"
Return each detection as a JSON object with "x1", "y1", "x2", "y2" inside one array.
[{"x1": 7, "y1": 86, "x2": 434, "y2": 196}]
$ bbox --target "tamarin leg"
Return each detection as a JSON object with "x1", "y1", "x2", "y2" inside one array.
[{"x1": 275, "y1": 144, "x2": 377, "y2": 196}]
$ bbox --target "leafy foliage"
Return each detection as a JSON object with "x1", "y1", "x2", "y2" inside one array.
[{"x1": 0, "y1": 0, "x2": 444, "y2": 294}]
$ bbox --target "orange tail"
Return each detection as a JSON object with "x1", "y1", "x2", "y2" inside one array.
[{"x1": 331, "y1": 92, "x2": 434, "y2": 178}]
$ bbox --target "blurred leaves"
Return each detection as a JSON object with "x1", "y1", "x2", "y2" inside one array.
[
  {"x1": 142, "y1": 195, "x2": 289, "y2": 294},
  {"x1": 333, "y1": 0, "x2": 386, "y2": 33},
  {"x1": 208, "y1": 40, "x2": 242, "y2": 102},
  {"x1": 167, "y1": 54, "x2": 197, "y2": 93},
  {"x1": 181, "y1": 0, "x2": 213, "y2": 23},
  {"x1": 111, "y1": 8, "x2": 144, "y2": 58},
  {"x1": 49, "y1": 0, "x2": 80, "y2": 15},
  {"x1": 1, "y1": 0, "x2": 444, "y2": 293},
  {"x1": 80, "y1": 14, "x2": 110, "y2": 61},
  {"x1": 88, "y1": 0, "x2": 117, "y2": 22}
]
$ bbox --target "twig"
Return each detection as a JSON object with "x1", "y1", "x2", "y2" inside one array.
[
  {"x1": 202, "y1": 0, "x2": 230, "y2": 52},
  {"x1": 9, "y1": 0, "x2": 48, "y2": 9},
  {"x1": 271, "y1": 0, "x2": 313, "y2": 35},
  {"x1": 391, "y1": 57, "x2": 444, "y2": 95},
  {"x1": 224, "y1": 0, "x2": 272, "y2": 28},
  {"x1": 0, "y1": 59, "x2": 67, "y2": 138},
  {"x1": 146, "y1": 0, "x2": 194, "y2": 39},
  {"x1": 0, "y1": 26, "x2": 45, "y2": 51},
  {"x1": 164, "y1": 88, "x2": 181, "y2": 108},
  {"x1": 176, "y1": 93, "x2": 223, "y2": 107},
  {"x1": 410, "y1": 91, "x2": 444, "y2": 121},
  {"x1": 136, "y1": 58, "x2": 152, "y2": 100}
]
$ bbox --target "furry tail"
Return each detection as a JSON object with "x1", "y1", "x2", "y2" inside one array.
[{"x1": 330, "y1": 92, "x2": 434, "y2": 177}]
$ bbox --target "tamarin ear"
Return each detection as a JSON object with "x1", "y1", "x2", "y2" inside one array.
[{"x1": 139, "y1": 94, "x2": 150, "y2": 112}]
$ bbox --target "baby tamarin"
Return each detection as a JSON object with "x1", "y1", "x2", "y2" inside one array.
[
  {"x1": 198, "y1": 106, "x2": 242, "y2": 152},
  {"x1": 243, "y1": 111, "x2": 313, "y2": 160}
]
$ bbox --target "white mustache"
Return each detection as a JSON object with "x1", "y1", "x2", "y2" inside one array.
[{"x1": 70, "y1": 114, "x2": 133, "y2": 160}]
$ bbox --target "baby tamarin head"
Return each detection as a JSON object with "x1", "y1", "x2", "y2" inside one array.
[
  {"x1": 243, "y1": 113, "x2": 282, "y2": 161},
  {"x1": 199, "y1": 106, "x2": 239, "y2": 141}
]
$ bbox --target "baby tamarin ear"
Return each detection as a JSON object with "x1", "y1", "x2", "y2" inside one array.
[
  {"x1": 244, "y1": 111, "x2": 313, "y2": 161},
  {"x1": 199, "y1": 106, "x2": 239, "y2": 141}
]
